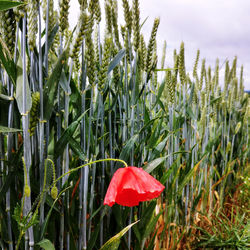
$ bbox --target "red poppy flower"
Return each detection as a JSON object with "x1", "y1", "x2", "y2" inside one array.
[{"x1": 104, "y1": 166, "x2": 165, "y2": 207}]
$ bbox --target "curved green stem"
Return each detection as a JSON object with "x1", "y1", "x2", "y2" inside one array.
[
  {"x1": 54, "y1": 158, "x2": 128, "y2": 186},
  {"x1": 16, "y1": 230, "x2": 24, "y2": 250},
  {"x1": 20, "y1": 157, "x2": 127, "y2": 241},
  {"x1": 36, "y1": 158, "x2": 127, "y2": 212}
]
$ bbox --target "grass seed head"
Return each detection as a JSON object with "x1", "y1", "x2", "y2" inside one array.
[
  {"x1": 105, "y1": 0, "x2": 112, "y2": 35},
  {"x1": 111, "y1": 0, "x2": 121, "y2": 48},
  {"x1": 146, "y1": 17, "x2": 160, "y2": 75},
  {"x1": 86, "y1": 28, "x2": 96, "y2": 86},
  {"x1": 122, "y1": 0, "x2": 132, "y2": 34},
  {"x1": 29, "y1": 92, "x2": 40, "y2": 137},
  {"x1": 193, "y1": 49, "x2": 200, "y2": 79},
  {"x1": 132, "y1": 0, "x2": 140, "y2": 51},
  {"x1": 71, "y1": 12, "x2": 89, "y2": 60},
  {"x1": 98, "y1": 36, "x2": 112, "y2": 92},
  {"x1": 1, "y1": 10, "x2": 16, "y2": 55},
  {"x1": 59, "y1": 0, "x2": 70, "y2": 34},
  {"x1": 94, "y1": 0, "x2": 102, "y2": 23},
  {"x1": 178, "y1": 41, "x2": 186, "y2": 85},
  {"x1": 161, "y1": 40, "x2": 167, "y2": 69},
  {"x1": 51, "y1": 186, "x2": 58, "y2": 199}
]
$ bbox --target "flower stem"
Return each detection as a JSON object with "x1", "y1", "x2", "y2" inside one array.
[
  {"x1": 54, "y1": 158, "x2": 128, "y2": 186},
  {"x1": 20, "y1": 159, "x2": 128, "y2": 245}
]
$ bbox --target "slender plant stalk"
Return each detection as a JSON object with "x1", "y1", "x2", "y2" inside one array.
[
  {"x1": 21, "y1": 14, "x2": 34, "y2": 249},
  {"x1": 44, "y1": 0, "x2": 49, "y2": 73},
  {"x1": 37, "y1": 3, "x2": 46, "y2": 228},
  {"x1": 79, "y1": 42, "x2": 86, "y2": 250},
  {"x1": 122, "y1": 56, "x2": 128, "y2": 144},
  {"x1": 99, "y1": 94, "x2": 106, "y2": 247},
  {"x1": 64, "y1": 59, "x2": 73, "y2": 250}
]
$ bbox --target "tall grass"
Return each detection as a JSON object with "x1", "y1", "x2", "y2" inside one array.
[{"x1": 0, "y1": 0, "x2": 249, "y2": 249}]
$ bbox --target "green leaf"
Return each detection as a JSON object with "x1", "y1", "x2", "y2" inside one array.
[
  {"x1": 153, "y1": 80, "x2": 165, "y2": 108},
  {"x1": 150, "y1": 136, "x2": 169, "y2": 159},
  {"x1": 40, "y1": 185, "x2": 72, "y2": 240},
  {"x1": 147, "y1": 117, "x2": 163, "y2": 148},
  {"x1": 177, "y1": 155, "x2": 207, "y2": 196},
  {"x1": 140, "y1": 16, "x2": 149, "y2": 29},
  {"x1": 88, "y1": 206, "x2": 108, "y2": 250},
  {"x1": 0, "y1": 0, "x2": 25, "y2": 11},
  {"x1": 101, "y1": 239, "x2": 120, "y2": 250},
  {"x1": 210, "y1": 95, "x2": 222, "y2": 106},
  {"x1": 36, "y1": 239, "x2": 55, "y2": 250},
  {"x1": 59, "y1": 69, "x2": 71, "y2": 94},
  {"x1": 157, "y1": 98, "x2": 166, "y2": 112},
  {"x1": 86, "y1": 205, "x2": 103, "y2": 224},
  {"x1": 15, "y1": 55, "x2": 32, "y2": 114},
  {"x1": 0, "y1": 207, "x2": 9, "y2": 242},
  {"x1": 132, "y1": 223, "x2": 141, "y2": 242},
  {"x1": 0, "y1": 146, "x2": 23, "y2": 204},
  {"x1": 68, "y1": 136, "x2": 86, "y2": 161},
  {"x1": 143, "y1": 210, "x2": 163, "y2": 240},
  {"x1": 54, "y1": 111, "x2": 87, "y2": 159},
  {"x1": 13, "y1": 203, "x2": 22, "y2": 227},
  {"x1": 0, "y1": 38, "x2": 16, "y2": 84},
  {"x1": 139, "y1": 200, "x2": 157, "y2": 232},
  {"x1": 112, "y1": 205, "x2": 127, "y2": 231},
  {"x1": 108, "y1": 49, "x2": 126, "y2": 74},
  {"x1": 160, "y1": 160, "x2": 176, "y2": 184},
  {"x1": 42, "y1": 24, "x2": 59, "y2": 57},
  {"x1": 43, "y1": 49, "x2": 68, "y2": 121},
  {"x1": 118, "y1": 134, "x2": 139, "y2": 163},
  {"x1": 144, "y1": 151, "x2": 189, "y2": 174},
  {"x1": 186, "y1": 106, "x2": 196, "y2": 120},
  {"x1": 100, "y1": 220, "x2": 139, "y2": 250},
  {"x1": 139, "y1": 115, "x2": 163, "y2": 134},
  {"x1": 144, "y1": 156, "x2": 167, "y2": 173},
  {"x1": 0, "y1": 125, "x2": 22, "y2": 133},
  {"x1": 25, "y1": 212, "x2": 39, "y2": 230}
]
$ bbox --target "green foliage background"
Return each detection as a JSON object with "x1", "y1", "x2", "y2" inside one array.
[{"x1": 0, "y1": 0, "x2": 249, "y2": 249}]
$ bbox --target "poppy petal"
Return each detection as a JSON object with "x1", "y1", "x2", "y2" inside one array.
[
  {"x1": 128, "y1": 167, "x2": 165, "y2": 194},
  {"x1": 104, "y1": 166, "x2": 165, "y2": 207},
  {"x1": 103, "y1": 168, "x2": 127, "y2": 207}
]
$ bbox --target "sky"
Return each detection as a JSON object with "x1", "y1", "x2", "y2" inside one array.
[{"x1": 66, "y1": 0, "x2": 250, "y2": 90}]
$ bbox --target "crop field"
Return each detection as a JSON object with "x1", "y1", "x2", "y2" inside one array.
[{"x1": 0, "y1": 0, "x2": 249, "y2": 249}]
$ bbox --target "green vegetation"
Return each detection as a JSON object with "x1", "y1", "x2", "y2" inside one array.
[{"x1": 0, "y1": 0, "x2": 249, "y2": 249}]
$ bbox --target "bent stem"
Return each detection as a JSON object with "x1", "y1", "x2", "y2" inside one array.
[
  {"x1": 32, "y1": 158, "x2": 127, "y2": 215},
  {"x1": 54, "y1": 158, "x2": 128, "y2": 187},
  {"x1": 16, "y1": 158, "x2": 127, "y2": 248},
  {"x1": 16, "y1": 230, "x2": 25, "y2": 250}
]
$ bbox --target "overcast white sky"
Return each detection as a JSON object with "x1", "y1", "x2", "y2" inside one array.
[{"x1": 66, "y1": 0, "x2": 250, "y2": 90}]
